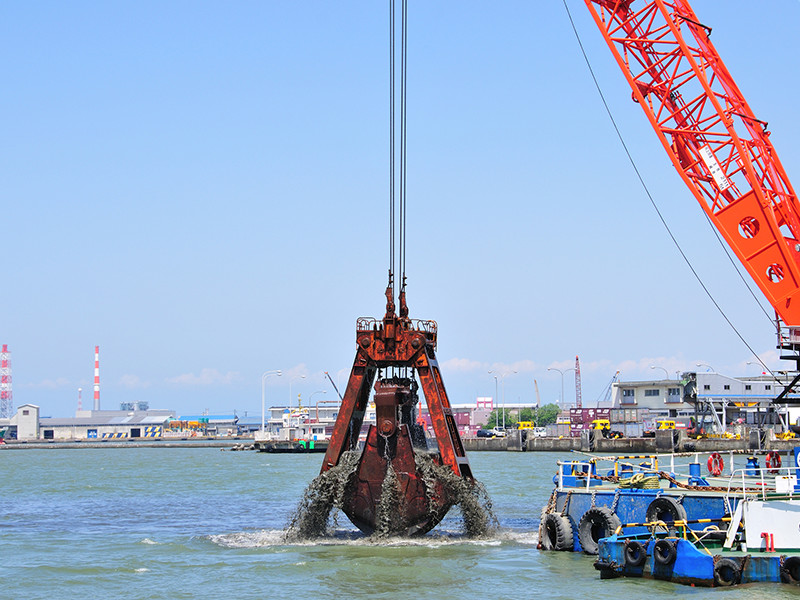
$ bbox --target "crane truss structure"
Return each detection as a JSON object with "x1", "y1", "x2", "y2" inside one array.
[
  {"x1": 1, "y1": 344, "x2": 12, "y2": 419},
  {"x1": 584, "y1": 0, "x2": 800, "y2": 342}
]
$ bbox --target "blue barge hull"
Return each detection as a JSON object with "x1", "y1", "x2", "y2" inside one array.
[
  {"x1": 550, "y1": 487, "x2": 731, "y2": 552},
  {"x1": 540, "y1": 455, "x2": 749, "y2": 553},
  {"x1": 595, "y1": 535, "x2": 800, "y2": 586}
]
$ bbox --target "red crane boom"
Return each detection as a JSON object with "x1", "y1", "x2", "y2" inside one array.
[{"x1": 584, "y1": 0, "x2": 800, "y2": 347}]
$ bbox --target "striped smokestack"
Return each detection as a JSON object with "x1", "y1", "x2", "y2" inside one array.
[{"x1": 93, "y1": 345, "x2": 100, "y2": 411}]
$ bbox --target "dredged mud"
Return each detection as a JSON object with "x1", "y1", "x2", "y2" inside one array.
[
  {"x1": 284, "y1": 450, "x2": 361, "y2": 541},
  {"x1": 285, "y1": 449, "x2": 497, "y2": 541}
]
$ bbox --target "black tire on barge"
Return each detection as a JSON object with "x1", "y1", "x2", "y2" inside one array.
[
  {"x1": 645, "y1": 496, "x2": 687, "y2": 527},
  {"x1": 653, "y1": 539, "x2": 677, "y2": 566},
  {"x1": 578, "y1": 506, "x2": 621, "y2": 555},
  {"x1": 623, "y1": 540, "x2": 647, "y2": 568},
  {"x1": 781, "y1": 556, "x2": 800, "y2": 584},
  {"x1": 541, "y1": 512, "x2": 574, "y2": 551},
  {"x1": 713, "y1": 558, "x2": 742, "y2": 587}
]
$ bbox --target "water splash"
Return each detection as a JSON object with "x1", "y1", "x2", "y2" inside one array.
[
  {"x1": 284, "y1": 450, "x2": 360, "y2": 541},
  {"x1": 284, "y1": 448, "x2": 497, "y2": 541},
  {"x1": 208, "y1": 528, "x2": 532, "y2": 549},
  {"x1": 414, "y1": 450, "x2": 498, "y2": 538},
  {"x1": 139, "y1": 538, "x2": 159, "y2": 545}
]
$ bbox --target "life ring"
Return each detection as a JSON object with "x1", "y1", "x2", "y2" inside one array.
[
  {"x1": 645, "y1": 496, "x2": 687, "y2": 527},
  {"x1": 766, "y1": 450, "x2": 782, "y2": 474},
  {"x1": 624, "y1": 540, "x2": 647, "y2": 568},
  {"x1": 577, "y1": 506, "x2": 621, "y2": 555},
  {"x1": 653, "y1": 539, "x2": 677, "y2": 566},
  {"x1": 707, "y1": 452, "x2": 724, "y2": 476},
  {"x1": 781, "y1": 556, "x2": 800, "y2": 584},
  {"x1": 714, "y1": 557, "x2": 742, "y2": 587},
  {"x1": 540, "y1": 512, "x2": 574, "y2": 552}
]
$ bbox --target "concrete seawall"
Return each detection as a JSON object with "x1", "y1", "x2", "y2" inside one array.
[
  {"x1": 4, "y1": 432, "x2": 799, "y2": 453},
  {"x1": 0, "y1": 438, "x2": 245, "y2": 449},
  {"x1": 465, "y1": 431, "x2": 800, "y2": 453}
]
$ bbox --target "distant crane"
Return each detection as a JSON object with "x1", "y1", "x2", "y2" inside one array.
[
  {"x1": 0, "y1": 344, "x2": 12, "y2": 419},
  {"x1": 574, "y1": 355, "x2": 582, "y2": 409},
  {"x1": 323, "y1": 371, "x2": 344, "y2": 401},
  {"x1": 595, "y1": 371, "x2": 621, "y2": 408}
]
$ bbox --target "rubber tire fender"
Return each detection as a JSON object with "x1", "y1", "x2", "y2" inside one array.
[
  {"x1": 624, "y1": 540, "x2": 647, "y2": 568},
  {"x1": 577, "y1": 506, "x2": 621, "y2": 555},
  {"x1": 713, "y1": 557, "x2": 742, "y2": 587},
  {"x1": 653, "y1": 539, "x2": 677, "y2": 566},
  {"x1": 541, "y1": 512, "x2": 574, "y2": 551},
  {"x1": 645, "y1": 496, "x2": 687, "y2": 526},
  {"x1": 781, "y1": 555, "x2": 800, "y2": 584}
]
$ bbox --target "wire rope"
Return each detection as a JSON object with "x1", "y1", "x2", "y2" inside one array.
[
  {"x1": 400, "y1": 0, "x2": 408, "y2": 286},
  {"x1": 389, "y1": 0, "x2": 396, "y2": 286}
]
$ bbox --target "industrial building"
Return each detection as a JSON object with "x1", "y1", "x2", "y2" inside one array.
[
  {"x1": 2, "y1": 404, "x2": 176, "y2": 441},
  {"x1": 609, "y1": 371, "x2": 800, "y2": 433}
]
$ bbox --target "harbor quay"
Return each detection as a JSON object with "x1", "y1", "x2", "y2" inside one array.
[
  {"x1": 0, "y1": 438, "x2": 248, "y2": 450},
  {"x1": 3, "y1": 428, "x2": 798, "y2": 454},
  {"x1": 2, "y1": 368, "x2": 798, "y2": 452}
]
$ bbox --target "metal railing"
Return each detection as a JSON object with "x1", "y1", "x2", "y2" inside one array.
[
  {"x1": 355, "y1": 317, "x2": 437, "y2": 335},
  {"x1": 556, "y1": 450, "x2": 786, "y2": 493}
]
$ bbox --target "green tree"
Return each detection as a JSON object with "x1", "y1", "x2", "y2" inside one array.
[
  {"x1": 535, "y1": 403, "x2": 560, "y2": 426},
  {"x1": 483, "y1": 409, "x2": 518, "y2": 429},
  {"x1": 518, "y1": 407, "x2": 535, "y2": 422}
]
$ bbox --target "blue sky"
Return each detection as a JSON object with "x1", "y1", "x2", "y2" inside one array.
[{"x1": 3, "y1": 1, "x2": 800, "y2": 418}]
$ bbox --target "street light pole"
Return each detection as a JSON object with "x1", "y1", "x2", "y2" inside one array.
[
  {"x1": 492, "y1": 375, "x2": 498, "y2": 425},
  {"x1": 309, "y1": 390, "x2": 326, "y2": 421},
  {"x1": 548, "y1": 367, "x2": 565, "y2": 408},
  {"x1": 649, "y1": 365, "x2": 670, "y2": 380},
  {"x1": 261, "y1": 370, "x2": 282, "y2": 432},
  {"x1": 308, "y1": 390, "x2": 328, "y2": 423},
  {"x1": 696, "y1": 362, "x2": 715, "y2": 372},
  {"x1": 548, "y1": 367, "x2": 576, "y2": 407},
  {"x1": 489, "y1": 370, "x2": 517, "y2": 429},
  {"x1": 289, "y1": 374, "x2": 307, "y2": 411}
]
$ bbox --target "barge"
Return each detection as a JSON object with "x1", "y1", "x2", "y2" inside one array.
[
  {"x1": 593, "y1": 447, "x2": 800, "y2": 586},
  {"x1": 539, "y1": 450, "x2": 784, "y2": 554}
]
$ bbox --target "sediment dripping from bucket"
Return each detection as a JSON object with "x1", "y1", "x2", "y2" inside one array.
[
  {"x1": 284, "y1": 450, "x2": 360, "y2": 540},
  {"x1": 413, "y1": 450, "x2": 498, "y2": 538},
  {"x1": 373, "y1": 460, "x2": 402, "y2": 538},
  {"x1": 285, "y1": 448, "x2": 497, "y2": 541}
]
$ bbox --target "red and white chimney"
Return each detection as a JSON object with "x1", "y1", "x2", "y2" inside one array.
[{"x1": 93, "y1": 345, "x2": 100, "y2": 411}]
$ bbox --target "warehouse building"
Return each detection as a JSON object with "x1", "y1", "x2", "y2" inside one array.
[{"x1": 3, "y1": 404, "x2": 175, "y2": 440}]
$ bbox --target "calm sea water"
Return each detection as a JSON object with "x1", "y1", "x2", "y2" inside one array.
[{"x1": 1, "y1": 448, "x2": 796, "y2": 599}]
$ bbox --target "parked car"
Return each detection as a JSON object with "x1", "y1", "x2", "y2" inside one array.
[
  {"x1": 491, "y1": 427, "x2": 507, "y2": 437},
  {"x1": 476, "y1": 429, "x2": 494, "y2": 438}
]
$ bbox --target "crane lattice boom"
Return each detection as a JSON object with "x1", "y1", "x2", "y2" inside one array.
[{"x1": 584, "y1": 0, "x2": 800, "y2": 331}]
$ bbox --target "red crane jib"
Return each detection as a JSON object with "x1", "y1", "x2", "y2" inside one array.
[
  {"x1": 320, "y1": 288, "x2": 473, "y2": 535},
  {"x1": 585, "y1": 0, "x2": 800, "y2": 331}
]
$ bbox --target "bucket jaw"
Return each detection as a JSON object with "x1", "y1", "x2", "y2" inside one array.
[{"x1": 320, "y1": 295, "x2": 473, "y2": 536}]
